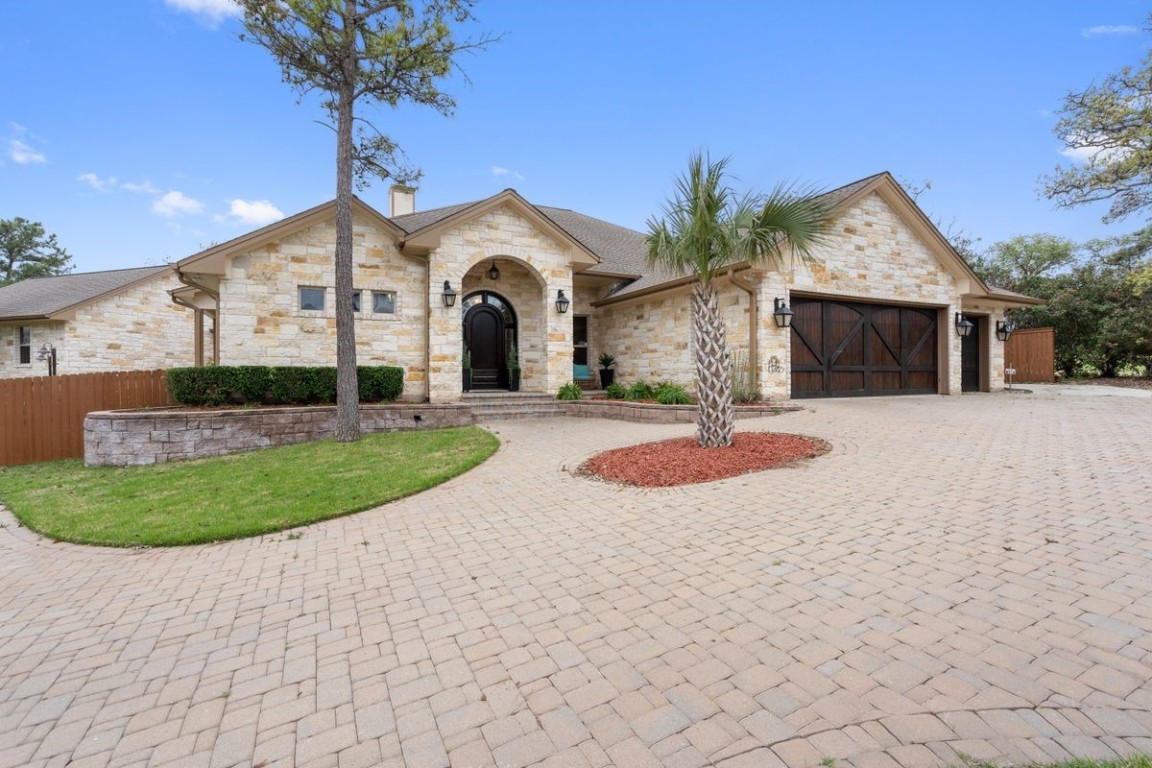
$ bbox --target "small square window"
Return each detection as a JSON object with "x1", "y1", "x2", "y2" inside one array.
[
  {"x1": 372, "y1": 291, "x2": 396, "y2": 314},
  {"x1": 352, "y1": 290, "x2": 362, "y2": 313},
  {"x1": 18, "y1": 326, "x2": 31, "y2": 364},
  {"x1": 299, "y1": 287, "x2": 325, "y2": 311}
]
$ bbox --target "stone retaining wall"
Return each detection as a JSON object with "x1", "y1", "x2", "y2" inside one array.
[
  {"x1": 564, "y1": 400, "x2": 800, "y2": 423},
  {"x1": 84, "y1": 404, "x2": 474, "y2": 466}
]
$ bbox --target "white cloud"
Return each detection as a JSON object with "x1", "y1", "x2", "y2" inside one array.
[
  {"x1": 8, "y1": 138, "x2": 45, "y2": 164},
  {"x1": 1082, "y1": 24, "x2": 1140, "y2": 37},
  {"x1": 165, "y1": 0, "x2": 240, "y2": 25},
  {"x1": 1060, "y1": 142, "x2": 1129, "y2": 164},
  {"x1": 225, "y1": 198, "x2": 285, "y2": 226},
  {"x1": 123, "y1": 179, "x2": 160, "y2": 195},
  {"x1": 153, "y1": 190, "x2": 205, "y2": 217},
  {"x1": 78, "y1": 172, "x2": 118, "y2": 192},
  {"x1": 491, "y1": 165, "x2": 525, "y2": 181}
]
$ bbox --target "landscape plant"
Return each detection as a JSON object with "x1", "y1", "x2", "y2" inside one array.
[
  {"x1": 556, "y1": 382, "x2": 583, "y2": 400},
  {"x1": 624, "y1": 380, "x2": 655, "y2": 401},
  {"x1": 604, "y1": 382, "x2": 626, "y2": 399},
  {"x1": 654, "y1": 381, "x2": 692, "y2": 405},
  {"x1": 646, "y1": 153, "x2": 833, "y2": 447}
]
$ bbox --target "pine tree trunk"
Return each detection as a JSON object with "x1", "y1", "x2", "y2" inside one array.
[
  {"x1": 333, "y1": 3, "x2": 360, "y2": 442},
  {"x1": 693, "y1": 281, "x2": 734, "y2": 447}
]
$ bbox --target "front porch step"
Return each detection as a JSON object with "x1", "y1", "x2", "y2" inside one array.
[{"x1": 463, "y1": 393, "x2": 566, "y2": 421}]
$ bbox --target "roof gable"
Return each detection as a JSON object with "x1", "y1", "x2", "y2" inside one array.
[
  {"x1": 399, "y1": 189, "x2": 600, "y2": 266},
  {"x1": 0, "y1": 266, "x2": 172, "y2": 321},
  {"x1": 178, "y1": 198, "x2": 405, "y2": 275}
]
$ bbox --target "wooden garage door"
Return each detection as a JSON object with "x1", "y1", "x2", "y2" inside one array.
[{"x1": 790, "y1": 298, "x2": 938, "y2": 398}]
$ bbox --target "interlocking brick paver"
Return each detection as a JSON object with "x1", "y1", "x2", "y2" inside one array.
[{"x1": 1, "y1": 392, "x2": 1151, "y2": 767}]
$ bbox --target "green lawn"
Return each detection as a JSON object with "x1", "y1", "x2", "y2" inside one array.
[{"x1": 0, "y1": 427, "x2": 498, "y2": 547}]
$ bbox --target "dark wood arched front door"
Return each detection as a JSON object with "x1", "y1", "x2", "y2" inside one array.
[{"x1": 465, "y1": 304, "x2": 506, "y2": 389}]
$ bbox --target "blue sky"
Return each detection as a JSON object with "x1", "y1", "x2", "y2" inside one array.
[{"x1": 2, "y1": 0, "x2": 1148, "y2": 272}]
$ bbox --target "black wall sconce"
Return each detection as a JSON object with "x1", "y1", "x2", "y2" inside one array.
[
  {"x1": 772, "y1": 297, "x2": 794, "y2": 328},
  {"x1": 996, "y1": 320, "x2": 1013, "y2": 342},
  {"x1": 488, "y1": 261, "x2": 500, "y2": 280},
  {"x1": 441, "y1": 280, "x2": 457, "y2": 308},
  {"x1": 555, "y1": 289, "x2": 570, "y2": 314},
  {"x1": 955, "y1": 312, "x2": 974, "y2": 338}
]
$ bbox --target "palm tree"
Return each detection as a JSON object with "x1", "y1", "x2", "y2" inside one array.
[{"x1": 646, "y1": 153, "x2": 834, "y2": 448}]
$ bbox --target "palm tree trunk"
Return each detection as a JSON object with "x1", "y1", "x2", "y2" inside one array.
[
  {"x1": 693, "y1": 281, "x2": 735, "y2": 447},
  {"x1": 333, "y1": 2, "x2": 360, "y2": 442}
]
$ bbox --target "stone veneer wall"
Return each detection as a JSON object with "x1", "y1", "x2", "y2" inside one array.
[
  {"x1": 427, "y1": 205, "x2": 574, "y2": 403},
  {"x1": 85, "y1": 404, "x2": 473, "y2": 466},
  {"x1": 593, "y1": 282, "x2": 751, "y2": 393},
  {"x1": 216, "y1": 214, "x2": 428, "y2": 400},
  {"x1": 0, "y1": 272, "x2": 193, "y2": 379}
]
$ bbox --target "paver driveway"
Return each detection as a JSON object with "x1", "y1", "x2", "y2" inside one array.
[{"x1": 1, "y1": 390, "x2": 1150, "y2": 768}]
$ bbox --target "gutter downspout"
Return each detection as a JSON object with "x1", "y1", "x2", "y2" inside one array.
[{"x1": 728, "y1": 268, "x2": 758, "y2": 377}]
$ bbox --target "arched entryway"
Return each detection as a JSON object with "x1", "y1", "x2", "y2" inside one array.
[{"x1": 463, "y1": 291, "x2": 517, "y2": 390}]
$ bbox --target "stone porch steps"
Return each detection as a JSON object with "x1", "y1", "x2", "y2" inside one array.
[{"x1": 463, "y1": 392, "x2": 567, "y2": 421}]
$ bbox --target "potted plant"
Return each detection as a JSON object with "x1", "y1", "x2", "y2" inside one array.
[
  {"x1": 507, "y1": 343, "x2": 521, "y2": 392},
  {"x1": 462, "y1": 345, "x2": 472, "y2": 392},
  {"x1": 598, "y1": 352, "x2": 616, "y2": 388}
]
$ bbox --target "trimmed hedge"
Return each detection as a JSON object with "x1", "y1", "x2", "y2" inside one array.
[{"x1": 167, "y1": 365, "x2": 404, "y2": 406}]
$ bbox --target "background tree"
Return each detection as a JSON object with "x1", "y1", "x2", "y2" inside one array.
[
  {"x1": 646, "y1": 153, "x2": 834, "y2": 448},
  {"x1": 0, "y1": 218, "x2": 72, "y2": 287},
  {"x1": 971, "y1": 231, "x2": 1152, "y2": 377},
  {"x1": 1041, "y1": 21, "x2": 1152, "y2": 224},
  {"x1": 238, "y1": 0, "x2": 495, "y2": 441}
]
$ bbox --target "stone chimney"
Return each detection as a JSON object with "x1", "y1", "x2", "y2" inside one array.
[{"x1": 389, "y1": 185, "x2": 415, "y2": 217}]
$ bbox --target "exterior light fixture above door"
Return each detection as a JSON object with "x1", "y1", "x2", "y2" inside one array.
[
  {"x1": 555, "y1": 290, "x2": 570, "y2": 314},
  {"x1": 488, "y1": 261, "x2": 500, "y2": 280}
]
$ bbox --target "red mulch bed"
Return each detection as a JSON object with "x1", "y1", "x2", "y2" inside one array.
[{"x1": 578, "y1": 432, "x2": 829, "y2": 488}]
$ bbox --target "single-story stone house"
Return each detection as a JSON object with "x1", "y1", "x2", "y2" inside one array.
[
  {"x1": 0, "y1": 266, "x2": 195, "y2": 378},
  {"x1": 169, "y1": 172, "x2": 1038, "y2": 402}
]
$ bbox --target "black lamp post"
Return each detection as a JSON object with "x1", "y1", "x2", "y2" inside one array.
[
  {"x1": 555, "y1": 289, "x2": 570, "y2": 314},
  {"x1": 37, "y1": 343, "x2": 57, "y2": 376},
  {"x1": 995, "y1": 320, "x2": 1013, "y2": 342},
  {"x1": 441, "y1": 280, "x2": 457, "y2": 308},
  {"x1": 955, "y1": 313, "x2": 974, "y2": 338},
  {"x1": 772, "y1": 297, "x2": 794, "y2": 328}
]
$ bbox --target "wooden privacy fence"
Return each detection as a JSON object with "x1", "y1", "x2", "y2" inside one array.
[
  {"x1": 0, "y1": 370, "x2": 172, "y2": 466},
  {"x1": 1004, "y1": 327, "x2": 1055, "y2": 383}
]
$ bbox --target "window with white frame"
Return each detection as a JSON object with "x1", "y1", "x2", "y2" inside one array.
[
  {"x1": 299, "y1": 287, "x2": 326, "y2": 311},
  {"x1": 18, "y1": 326, "x2": 31, "y2": 364}
]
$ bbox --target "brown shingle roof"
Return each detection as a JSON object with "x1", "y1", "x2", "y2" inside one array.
[{"x1": 0, "y1": 266, "x2": 170, "y2": 321}]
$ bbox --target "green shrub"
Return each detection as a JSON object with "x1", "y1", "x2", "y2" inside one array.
[
  {"x1": 604, "y1": 382, "x2": 626, "y2": 399},
  {"x1": 167, "y1": 365, "x2": 404, "y2": 406},
  {"x1": 654, "y1": 381, "x2": 692, "y2": 405},
  {"x1": 557, "y1": 382, "x2": 583, "y2": 401},
  {"x1": 624, "y1": 380, "x2": 655, "y2": 401},
  {"x1": 358, "y1": 366, "x2": 404, "y2": 402}
]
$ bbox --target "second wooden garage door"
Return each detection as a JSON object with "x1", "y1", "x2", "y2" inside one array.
[{"x1": 790, "y1": 298, "x2": 938, "y2": 398}]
